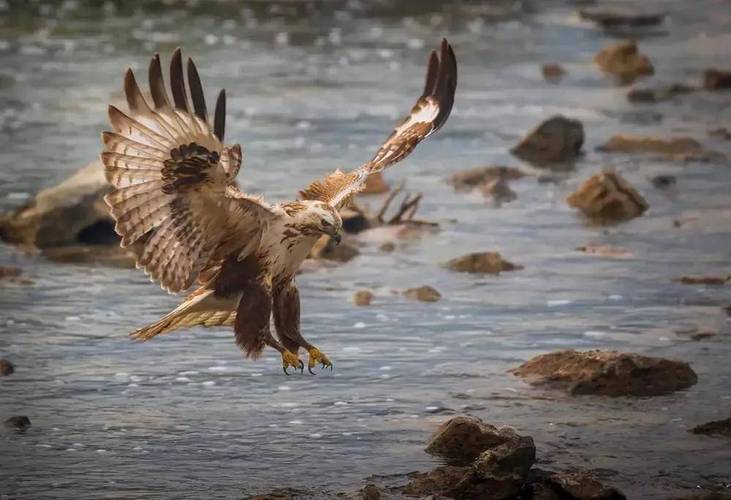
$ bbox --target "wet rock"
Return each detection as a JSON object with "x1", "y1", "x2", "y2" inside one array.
[
  {"x1": 579, "y1": 9, "x2": 664, "y2": 28},
  {"x1": 425, "y1": 415, "x2": 522, "y2": 466},
  {"x1": 353, "y1": 290, "x2": 374, "y2": 306},
  {"x1": 402, "y1": 465, "x2": 471, "y2": 497},
  {"x1": 361, "y1": 172, "x2": 389, "y2": 195},
  {"x1": 566, "y1": 171, "x2": 648, "y2": 223},
  {"x1": 445, "y1": 251, "x2": 523, "y2": 274},
  {"x1": 0, "y1": 162, "x2": 113, "y2": 249},
  {"x1": 703, "y1": 69, "x2": 731, "y2": 90},
  {"x1": 480, "y1": 177, "x2": 517, "y2": 204},
  {"x1": 594, "y1": 40, "x2": 653, "y2": 84},
  {"x1": 627, "y1": 84, "x2": 695, "y2": 103},
  {"x1": 675, "y1": 276, "x2": 729, "y2": 285},
  {"x1": 378, "y1": 241, "x2": 395, "y2": 253},
  {"x1": 690, "y1": 331, "x2": 716, "y2": 341},
  {"x1": 511, "y1": 115, "x2": 584, "y2": 165},
  {"x1": 310, "y1": 235, "x2": 359, "y2": 262},
  {"x1": 4, "y1": 416, "x2": 31, "y2": 431},
  {"x1": 359, "y1": 483, "x2": 382, "y2": 500},
  {"x1": 0, "y1": 359, "x2": 14, "y2": 376},
  {"x1": 525, "y1": 468, "x2": 627, "y2": 500},
  {"x1": 651, "y1": 175, "x2": 677, "y2": 189},
  {"x1": 470, "y1": 435, "x2": 536, "y2": 499},
  {"x1": 597, "y1": 135, "x2": 705, "y2": 158},
  {"x1": 691, "y1": 417, "x2": 731, "y2": 437},
  {"x1": 449, "y1": 166, "x2": 528, "y2": 191},
  {"x1": 510, "y1": 350, "x2": 698, "y2": 397},
  {"x1": 0, "y1": 266, "x2": 32, "y2": 285},
  {"x1": 403, "y1": 285, "x2": 442, "y2": 303},
  {"x1": 542, "y1": 63, "x2": 566, "y2": 82},
  {"x1": 708, "y1": 127, "x2": 731, "y2": 141},
  {"x1": 576, "y1": 244, "x2": 633, "y2": 259}
]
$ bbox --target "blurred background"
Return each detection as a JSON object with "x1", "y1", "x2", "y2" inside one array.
[{"x1": 1, "y1": 1, "x2": 730, "y2": 499}]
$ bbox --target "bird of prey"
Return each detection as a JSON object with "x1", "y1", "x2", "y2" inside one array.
[{"x1": 101, "y1": 39, "x2": 457, "y2": 374}]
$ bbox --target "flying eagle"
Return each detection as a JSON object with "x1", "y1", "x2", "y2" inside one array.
[{"x1": 101, "y1": 39, "x2": 457, "y2": 374}]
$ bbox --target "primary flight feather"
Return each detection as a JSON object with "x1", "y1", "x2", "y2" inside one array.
[{"x1": 101, "y1": 40, "x2": 457, "y2": 373}]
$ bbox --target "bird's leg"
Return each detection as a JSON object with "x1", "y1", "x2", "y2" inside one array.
[
  {"x1": 273, "y1": 280, "x2": 333, "y2": 374},
  {"x1": 263, "y1": 331, "x2": 304, "y2": 375}
]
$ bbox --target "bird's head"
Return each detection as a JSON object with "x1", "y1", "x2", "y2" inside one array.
[{"x1": 296, "y1": 201, "x2": 344, "y2": 244}]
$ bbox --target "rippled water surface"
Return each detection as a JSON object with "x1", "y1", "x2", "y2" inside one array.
[{"x1": 1, "y1": 1, "x2": 731, "y2": 499}]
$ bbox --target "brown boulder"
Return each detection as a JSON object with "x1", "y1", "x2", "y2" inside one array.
[
  {"x1": 597, "y1": 135, "x2": 704, "y2": 157},
  {"x1": 542, "y1": 63, "x2": 566, "y2": 82},
  {"x1": 425, "y1": 416, "x2": 523, "y2": 466},
  {"x1": 4, "y1": 416, "x2": 31, "y2": 431},
  {"x1": 0, "y1": 359, "x2": 14, "y2": 376},
  {"x1": 594, "y1": 41, "x2": 653, "y2": 84},
  {"x1": 353, "y1": 290, "x2": 374, "y2": 306},
  {"x1": 511, "y1": 350, "x2": 697, "y2": 397},
  {"x1": 675, "y1": 276, "x2": 729, "y2": 286},
  {"x1": 445, "y1": 251, "x2": 523, "y2": 274},
  {"x1": 691, "y1": 417, "x2": 731, "y2": 437},
  {"x1": 511, "y1": 115, "x2": 584, "y2": 165},
  {"x1": 449, "y1": 166, "x2": 528, "y2": 191},
  {"x1": 470, "y1": 435, "x2": 536, "y2": 499},
  {"x1": 402, "y1": 466, "x2": 471, "y2": 497},
  {"x1": 579, "y1": 9, "x2": 664, "y2": 28},
  {"x1": 704, "y1": 69, "x2": 731, "y2": 90},
  {"x1": 627, "y1": 84, "x2": 695, "y2": 103},
  {"x1": 566, "y1": 171, "x2": 648, "y2": 222},
  {"x1": 403, "y1": 285, "x2": 442, "y2": 303},
  {"x1": 526, "y1": 468, "x2": 627, "y2": 500}
]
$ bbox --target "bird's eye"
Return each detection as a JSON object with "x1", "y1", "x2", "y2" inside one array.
[{"x1": 322, "y1": 220, "x2": 332, "y2": 228}]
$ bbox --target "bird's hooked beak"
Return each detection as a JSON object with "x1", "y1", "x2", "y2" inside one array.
[{"x1": 331, "y1": 227, "x2": 343, "y2": 245}]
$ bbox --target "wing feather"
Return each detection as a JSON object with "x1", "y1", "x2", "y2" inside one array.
[
  {"x1": 300, "y1": 38, "x2": 457, "y2": 209},
  {"x1": 101, "y1": 49, "x2": 271, "y2": 293}
]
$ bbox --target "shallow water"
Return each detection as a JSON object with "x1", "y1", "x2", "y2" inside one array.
[{"x1": 1, "y1": 1, "x2": 731, "y2": 499}]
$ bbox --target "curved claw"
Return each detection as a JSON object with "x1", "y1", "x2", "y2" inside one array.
[
  {"x1": 307, "y1": 347, "x2": 333, "y2": 374},
  {"x1": 308, "y1": 366, "x2": 316, "y2": 375},
  {"x1": 281, "y1": 350, "x2": 303, "y2": 375}
]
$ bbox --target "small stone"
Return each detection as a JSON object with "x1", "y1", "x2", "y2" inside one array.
[
  {"x1": 579, "y1": 9, "x2": 664, "y2": 28},
  {"x1": 510, "y1": 349, "x2": 697, "y2": 397},
  {"x1": 425, "y1": 415, "x2": 521, "y2": 466},
  {"x1": 511, "y1": 115, "x2": 584, "y2": 165},
  {"x1": 703, "y1": 69, "x2": 731, "y2": 90},
  {"x1": 675, "y1": 276, "x2": 729, "y2": 285},
  {"x1": 651, "y1": 175, "x2": 677, "y2": 189},
  {"x1": 403, "y1": 285, "x2": 441, "y2": 302},
  {"x1": 690, "y1": 331, "x2": 716, "y2": 341},
  {"x1": 353, "y1": 290, "x2": 374, "y2": 306},
  {"x1": 567, "y1": 171, "x2": 648, "y2": 222},
  {"x1": 449, "y1": 166, "x2": 528, "y2": 191},
  {"x1": 0, "y1": 359, "x2": 14, "y2": 376},
  {"x1": 542, "y1": 63, "x2": 566, "y2": 82},
  {"x1": 709, "y1": 127, "x2": 731, "y2": 141},
  {"x1": 480, "y1": 178, "x2": 517, "y2": 204},
  {"x1": 0, "y1": 266, "x2": 32, "y2": 285},
  {"x1": 378, "y1": 241, "x2": 396, "y2": 253},
  {"x1": 691, "y1": 417, "x2": 731, "y2": 437},
  {"x1": 360, "y1": 172, "x2": 389, "y2": 194},
  {"x1": 445, "y1": 251, "x2": 523, "y2": 274},
  {"x1": 594, "y1": 40, "x2": 653, "y2": 84},
  {"x1": 4, "y1": 416, "x2": 31, "y2": 431}
]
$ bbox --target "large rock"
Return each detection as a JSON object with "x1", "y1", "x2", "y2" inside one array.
[
  {"x1": 470, "y1": 435, "x2": 536, "y2": 499},
  {"x1": 566, "y1": 171, "x2": 648, "y2": 223},
  {"x1": 0, "y1": 162, "x2": 114, "y2": 248},
  {"x1": 425, "y1": 416, "x2": 523, "y2": 466},
  {"x1": 594, "y1": 41, "x2": 653, "y2": 84},
  {"x1": 703, "y1": 69, "x2": 731, "y2": 90},
  {"x1": 579, "y1": 9, "x2": 664, "y2": 28},
  {"x1": 446, "y1": 251, "x2": 523, "y2": 274},
  {"x1": 402, "y1": 465, "x2": 472, "y2": 498},
  {"x1": 511, "y1": 116, "x2": 584, "y2": 165},
  {"x1": 691, "y1": 417, "x2": 731, "y2": 437},
  {"x1": 510, "y1": 350, "x2": 698, "y2": 397},
  {"x1": 524, "y1": 468, "x2": 627, "y2": 500},
  {"x1": 449, "y1": 166, "x2": 528, "y2": 191},
  {"x1": 0, "y1": 358, "x2": 14, "y2": 376}
]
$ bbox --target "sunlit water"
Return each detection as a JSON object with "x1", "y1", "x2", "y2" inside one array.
[{"x1": 1, "y1": 1, "x2": 730, "y2": 499}]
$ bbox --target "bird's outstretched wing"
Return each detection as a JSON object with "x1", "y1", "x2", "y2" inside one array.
[
  {"x1": 101, "y1": 49, "x2": 275, "y2": 294},
  {"x1": 300, "y1": 38, "x2": 457, "y2": 209}
]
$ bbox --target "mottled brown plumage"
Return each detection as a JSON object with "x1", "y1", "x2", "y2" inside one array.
[{"x1": 101, "y1": 41, "x2": 457, "y2": 373}]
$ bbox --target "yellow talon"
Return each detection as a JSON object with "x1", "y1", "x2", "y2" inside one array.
[
  {"x1": 282, "y1": 350, "x2": 304, "y2": 375},
  {"x1": 307, "y1": 347, "x2": 333, "y2": 374}
]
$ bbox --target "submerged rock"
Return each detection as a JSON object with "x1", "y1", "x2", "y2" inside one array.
[
  {"x1": 511, "y1": 350, "x2": 698, "y2": 397},
  {"x1": 511, "y1": 115, "x2": 584, "y2": 165},
  {"x1": 703, "y1": 69, "x2": 731, "y2": 90},
  {"x1": 542, "y1": 63, "x2": 566, "y2": 82},
  {"x1": 594, "y1": 41, "x2": 653, "y2": 84},
  {"x1": 579, "y1": 9, "x2": 664, "y2": 28},
  {"x1": 4, "y1": 416, "x2": 31, "y2": 431},
  {"x1": 597, "y1": 135, "x2": 705, "y2": 158},
  {"x1": 425, "y1": 416, "x2": 523, "y2": 466},
  {"x1": 675, "y1": 276, "x2": 730, "y2": 286},
  {"x1": 576, "y1": 244, "x2": 633, "y2": 259},
  {"x1": 525, "y1": 468, "x2": 627, "y2": 500},
  {"x1": 566, "y1": 171, "x2": 648, "y2": 223},
  {"x1": 449, "y1": 166, "x2": 528, "y2": 191},
  {"x1": 353, "y1": 290, "x2": 374, "y2": 306},
  {"x1": 445, "y1": 251, "x2": 523, "y2": 274},
  {"x1": 0, "y1": 358, "x2": 14, "y2": 376},
  {"x1": 403, "y1": 285, "x2": 442, "y2": 303},
  {"x1": 627, "y1": 84, "x2": 695, "y2": 103},
  {"x1": 480, "y1": 177, "x2": 518, "y2": 204},
  {"x1": 691, "y1": 417, "x2": 731, "y2": 437},
  {"x1": 0, "y1": 266, "x2": 32, "y2": 285},
  {"x1": 651, "y1": 175, "x2": 677, "y2": 189}
]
